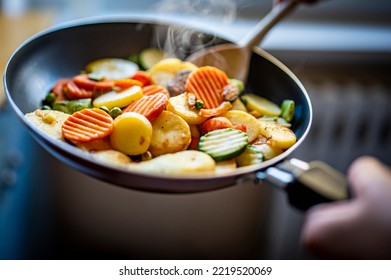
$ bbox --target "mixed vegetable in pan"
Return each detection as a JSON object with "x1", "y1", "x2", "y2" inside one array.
[{"x1": 25, "y1": 48, "x2": 297, "y2": 175}]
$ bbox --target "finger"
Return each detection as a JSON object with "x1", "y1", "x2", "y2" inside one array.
[{"x1": 347, "y1": 156, "x2": 391, "y2": 197}]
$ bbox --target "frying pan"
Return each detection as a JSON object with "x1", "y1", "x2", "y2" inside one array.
[{"x1": 4, "y1": 16, "x2": 348, "y2": 210}]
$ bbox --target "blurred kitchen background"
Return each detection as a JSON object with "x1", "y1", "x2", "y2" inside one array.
[{"x1": 1, "y1": 0, "x2": 390, "y2": 259}]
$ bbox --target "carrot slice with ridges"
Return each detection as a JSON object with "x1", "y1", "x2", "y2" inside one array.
[
  {"x1": 62, "y1": 108, "x2": 113, "y2": 142},
  {"x1": 68, "y1": 110, "x2": 112, "y2": 130},
  {"x1": 66, "y1": 116, "x2": 109, "y2": 131},
  {"x1": 185, "y1": 66, "x2": 229, "y2": 109},
  {"x1": 66, "y1": 110, "x2": 112, "y2": 137},
  {"x1": 63, "y1": 130, "x2": 91, "y2": 141},
  {"x1": 69, "y1": 114, "x2": 110, "y2": 130},
  {"x1": 63, "y1": 124, "x2": 98, "y2": 138},
  {"x1": 198, "y1": 70, "x2": 220, "y2": 107},
  {"x1": 78, "y1": 111, "x2": 112, "y2": 126},
  {"x1": 202, "y1": 69, "x2": 220, "y2": 97},
  {"x1": 142, "y1": 85, "x2": 170, "y2": 98},
  {"x1": 123, "y1": 92, "x2": 168, "y2": 122}
]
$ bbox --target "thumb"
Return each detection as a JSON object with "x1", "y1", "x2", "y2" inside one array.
[{"x1": 301, "y1": 200, "x2": 365, "y2": 259}]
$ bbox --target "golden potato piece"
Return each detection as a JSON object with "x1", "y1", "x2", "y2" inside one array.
[
  {"x1": 25, "y1": 109, "x2": 69, "y2": 141},
  {"x1": 129, "y1": 150, "x2": 215, "y2": 175},
  {"x1": 241, "y1": 93, "x2": 281, "y2": 116},
  {"x1": 166, "y1": 92, "x2": 207, "y2": 125},
  {"x1": 92, "y1": 150, "x2": 132, "y2": 167},
  {"x1": 149, "y1": 111, "x2": 191, "y2": 157},
  {"x1": 230, "y1": 98, "x2": 247, "y2": 112},
  {"x1": 221, "y1": 110, "x2": 260, "y2": 142},
  {"x1": 215, "y1": 159, "x2": 237, "y2": 174},
  {"x1": 258, "y1": 120, "x2": 296, "y2": 149},
  {"x1": 92, "y1": 86, "x2": 143, "y2": 110},
  {"x1": 110, "y1": 112, "x2": 153, "y2": 156},
  {"x1": 253, "y1": 143, "x2": 283, "y2": 160},
  {"x1": 148, "y1": 58, "x2": 198, "y2": 87}
]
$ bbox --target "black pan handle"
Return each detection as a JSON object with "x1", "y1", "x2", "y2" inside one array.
[{"x1": 256, "y1": 159, "x2": 350, "y2": 211}]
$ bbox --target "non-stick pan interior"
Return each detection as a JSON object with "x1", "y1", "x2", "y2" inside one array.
[{"x1": 4, "y1": 18, "x2": 312, "y2": 193}]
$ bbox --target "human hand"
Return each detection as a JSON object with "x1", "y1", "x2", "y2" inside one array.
[{"x1": 301, "y1": 156, "x2": 391, "y2": 259}]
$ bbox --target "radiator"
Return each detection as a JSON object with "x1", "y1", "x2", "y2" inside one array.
[{"x1": 293, "y1": 68, "x2": 391, "y2": 171}]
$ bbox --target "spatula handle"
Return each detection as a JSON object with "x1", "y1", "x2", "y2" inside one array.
[{"x1": 239, "y1": 1, "x2": 298, "y2": 50}]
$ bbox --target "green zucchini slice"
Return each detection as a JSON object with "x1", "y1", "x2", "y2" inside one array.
[
  {"x1": 198, "y1": 128, "x2": 248, "y2": 161},
  {"x1": 236, "y1": 145, "x2": 264, "y2": 167}
]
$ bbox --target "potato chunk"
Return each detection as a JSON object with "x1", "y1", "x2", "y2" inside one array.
[
  {"x1": 258, "y1": 120, "x2": 296, "y2": 149},
  {"x1": 148, "y1": 58, "x2": 198, "y2": 87},
  {"x1": 149, "y1": 111, "x2": 191, "y2": 157},
  {"x1": 215, "y1": 159, "x2": 237, "y2": 174},
  {"x1": 241, "y1": 93, "x2": 281, "y2": 116},
  {"x1": 253, "y1": 143, "x2": 283, "y2": 160},
  {"x1": 221, "y1": 110, "x2": 260, "y2": 142},
  {"x1": 92, "y1": 86, "x2": 143, "y2": 110},
  {"x1": 110, "y1": 112, "x2": 152, "y2": 155},
  {"x1": 92, "y1": 150, "x2": 132, "y2": 167},
  {"x1": 25, "y1": 109, "x2": 69, "y2": 141},
  {"x1": 166, "y1": 92, "x2": 207, "y2": 125}
]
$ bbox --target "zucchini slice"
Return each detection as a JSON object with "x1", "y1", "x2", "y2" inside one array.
[
  {"x1": 52, "y1": 98, "x2": 92, "y2": 114},
  {"x1": 198, "y1": 128, "x2": 248, "y2": 162},
  {"x1": 85, "y1": 58, "x2": 139, "y2": 80},
  {"x1": 257, "y1": 116, "x2": 292, "y2": 128},
  {"x1": 236, "y1": 145, "x2": 264, "y2": 167},
  {"x1": 139, "y1": 48, "x2": 166, "y2": 69},
  {"x1": 280, "y1": 99, "x2": 295, "y2": 122}
]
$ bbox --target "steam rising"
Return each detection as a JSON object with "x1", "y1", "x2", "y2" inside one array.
[
  {"x1": 155, "y1": 0, "x2": 237, "y2": 22},
  {"x1": 154, "y1": 0, "x2": 238, "y2": 59}
]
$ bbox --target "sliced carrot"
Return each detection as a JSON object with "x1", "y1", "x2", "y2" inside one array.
[
  {"x1": 199, "y1": 101, "x2": 232, "y2": 118},
  {"x1": 62, "y1": 108, "x2": 113, "y2": 142},
  {"x1": 73, "y1": 74, "x2": 114, "y2": 92},
  {"x1": 142, "y1": 84, "x2": 170, "y2": 98},
  {"x1": 131, "y1": 71, "x2": 152, "y2": 87},
  {"x1": 113, "y1": 78, "x2": 143, "y2": 90},
  {"x1": 201, "y1": 117, "x2": 233, "y2": 134},
  {"x1": 51, "y1": 78, "x2": 69, "y2": 101},
  {"x1": 123, "y1": 92, "x2": 168, "y2": 122},
  {"x1": 185, "y1": 66, "x2": 229, "y2": 109},
  {"x1": 189, "y1": 136, "x2": 200, "y2": 150},
  {"x1": 189, "y1": 125, "x2": 201, "y2": 149},
  {"x1": 72, "y1": 74, "x2": 95, "y2": 90},
  {"x1": 234, "y1": 124, "x2": 247, "y2": 133},
  {"x1": 64, "y1": 80, "x2": 93, "y2": 100}
]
